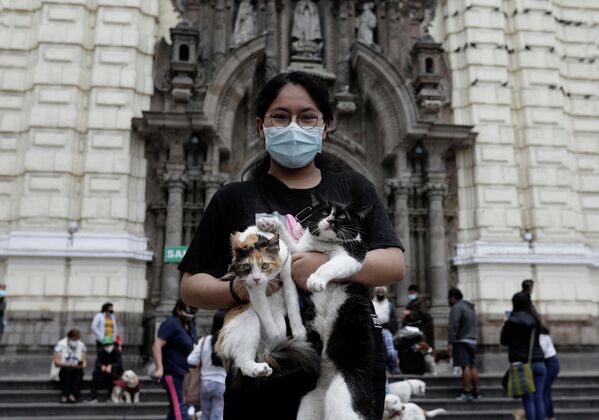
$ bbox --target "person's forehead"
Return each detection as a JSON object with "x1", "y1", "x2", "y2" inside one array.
[{"x1": 268, "y1": 84, "x2": 319, "y2": 111}]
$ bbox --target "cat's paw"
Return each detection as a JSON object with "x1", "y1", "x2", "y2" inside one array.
[
  {"x1": 256, "y1": 217, "x2": 282, "y2": 233},
  {"x1": 241, "y1": 362, "x2": 273, "y2": 378},
  {"x1": 293, "y1": 325, "x2": 307, "y2": 341},
  {"x1": 306, "y1": 274, "x2": 329, "y2": 293}
]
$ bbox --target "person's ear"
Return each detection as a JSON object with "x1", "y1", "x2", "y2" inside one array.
[
  {"x1": 256, "y1": 117, "x2": 265, "y2": 142},
  {"x1": 322, "y1": 121, "x2": 330, "y2": 141}
]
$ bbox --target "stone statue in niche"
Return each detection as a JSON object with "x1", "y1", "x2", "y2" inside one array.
[
  {"x1": 231, "y1": 0, "x2": 256, "y2": 48},
  {"x1": 291, "y1": 0, "x2": 323, "y2": 61},
  {"x1": 356, "y1": 2, "x2": 376, "y2": 46}
]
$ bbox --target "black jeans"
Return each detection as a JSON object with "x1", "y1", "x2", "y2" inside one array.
[
  {"x1": 59, "y1": 368, "x2": 83, "y2": 397},
  {"x1": 90, "y1": 368, "x2": 118, "y2": 399}
]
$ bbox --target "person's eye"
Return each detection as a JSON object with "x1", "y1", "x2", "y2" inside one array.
[
  {"x1": 261, "y1": 263, "x2": 270, "y2": 269},
  {"x1": 270, "y1": 112, "x2": 290, "y2": 123},
  {"x1": 299, "y1": 114, "x2": 318, "y2": 122}
]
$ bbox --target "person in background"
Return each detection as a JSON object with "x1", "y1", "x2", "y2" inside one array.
[
  {"x1": 0, "y1": 284, "x2": 6, "y2": 343},
  {"x1": 372, "y1": 286, "x2": 399, "y2": 334},
  {"x1": 87, "y1": 336, "x2": 124, "y2": 403},
  {"x1": 539, "y1": 325, "x2": 559, "y2": 420},
  {"x1": 187, "y1": 310, "x2": 227, "y2": 420},
  {"x1": 53, "y1": 328, "x2": 87, "y2": 403},
  {"x1": 152, "y1": 299, "x2": 198, "y2": 420},
  {"x1": 381, "y1": 327, "x2": 399, "y2": 375},
  {"x1": 91, "y1": 302, "x2": 118, "y2": 354},
  {"x1": 522, "y1": 279, "x2": 534, "y2": 296},
  {"x1": 447, "y1": 287, "x2": 481, "y2": 401},
  {"x1": 501, "y1": 292, "x2": 546, "y2": 420},
  {"x1": 402, "y1": 284, "x2": 434, "y2": 346}
]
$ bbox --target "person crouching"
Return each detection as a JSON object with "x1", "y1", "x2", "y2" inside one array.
[{"x1": 87, "y1": 336, "x2": 123, "y2": 403}]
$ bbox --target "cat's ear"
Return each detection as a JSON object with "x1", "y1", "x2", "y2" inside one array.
[
  {"x1": 310, "y1": 192, "x2": 323, "y2": 207},
  {"x1": 230, "y1": 233, "x2": 243, "y2": 256},
  {"x1": 266, "y1": 234, "x2": 280, "y2": 253},
  {"x1": 356, "y1": 205, "x2": 372, "y2": 219}
]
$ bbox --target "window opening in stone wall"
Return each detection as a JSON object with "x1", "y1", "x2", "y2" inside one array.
[
  {"x1": 425, "y1": 57, "x2": 434, "y2": 74},
  {"x1": 179, "y1": 44, "x2": 190, "y2": 61}
]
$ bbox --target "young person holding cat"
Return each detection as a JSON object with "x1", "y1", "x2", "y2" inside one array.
[{"x1": 179, "y1": 71, "x2": 405, "y2": 419}]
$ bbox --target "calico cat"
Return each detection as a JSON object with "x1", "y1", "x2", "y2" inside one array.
[
  {"x1": 214, "y1": 226, "x2": 314, "y2": 379},
  {"x1": 257, "y1": 194, "x2": 380, "y2": 420}
]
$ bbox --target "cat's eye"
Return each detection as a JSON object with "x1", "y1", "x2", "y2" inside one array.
[
  {"x1": 338, "y1": 214, "x2": 347, "y2": 220},
  {"x1": 321, "y1": 210, "x2": 329, "y2": 216},
  {"x1": 261, "y1": 263, "x2": 270, "y2": 269},
  {"x1": 242, "y1": 263, "x2": 251, "y2": 270}
]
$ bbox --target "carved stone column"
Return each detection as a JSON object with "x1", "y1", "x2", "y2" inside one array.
[
  {"x1": 426, "y1": 179, "x2": 449, "y2": 349},
  {"x1": 386, "y1": 177, "x2": 411, "y2": 306},
  {"x1": 158, "y1": 134, "x2": 188, "y2": 313}
]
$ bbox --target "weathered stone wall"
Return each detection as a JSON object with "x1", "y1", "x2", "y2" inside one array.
[
  {"x1": 432, "y1": 0, "x2": 599, "y2": 345},
  {"x1": 0, "y1": 0, "x2": 174, "y2": 350}
]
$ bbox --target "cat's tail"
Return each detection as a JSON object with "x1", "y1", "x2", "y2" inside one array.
[
  {"x1": 259, "y1": 338, "x2": 320, "y2": 380},
  {"x1": 227, "y1": 338, "x2": 321, "y2": 395}
]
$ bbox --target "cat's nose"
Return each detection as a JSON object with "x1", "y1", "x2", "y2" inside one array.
[{"x1": 253, "y1": 277, "x2": 260, "y2": 284}]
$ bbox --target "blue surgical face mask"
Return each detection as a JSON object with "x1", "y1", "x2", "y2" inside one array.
[
  {"x1": 264, "y1": 123, "x2": 323, "y2": 169},
  {"x1": 408, "y1": 293, "x2": 417, "y2": 301}
]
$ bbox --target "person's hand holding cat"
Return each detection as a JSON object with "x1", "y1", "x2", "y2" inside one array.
[{"x1": 291, "y1": 252, "x2": 329, "y2": 291}]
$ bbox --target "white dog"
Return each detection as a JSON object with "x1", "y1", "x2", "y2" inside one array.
[
  {"x1": 383, "y1": 394, "x2": 447, "y2": 420},
  {"x1": 111, "y1": 370, "x2": 141, "y2": 404},
  {"x1": 388, "y1": 379, "x2": 426, "y2": 403}
]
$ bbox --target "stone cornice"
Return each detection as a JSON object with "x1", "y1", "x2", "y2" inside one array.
[
  {"x1": 0, "y1": 232, "x2": 153, "y2": 261},
  {"x1": 453, "y1": 241, "x2": 599, "y2": 267}
]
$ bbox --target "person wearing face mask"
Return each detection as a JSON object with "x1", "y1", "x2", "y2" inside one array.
[
  {"x1": 152, "y1": 299, "x2": 198, "y2": 420},
  {"x1": 401, "y1": 284, "x2": 435, "y2": 347},
  {"x1": 372, "y1": 286, "x2": 399, "y2": 334},
  {"x1": 87, "y1": 336, "x2": 124, "y2": 403},
  {"x1": 91, "y1": 302, "x2": 118, "y2": 354},
  {"x1": 179, "y1": 71, "x2": 405, "y2": 420},
  {"x1": 51, "y1": 328, "x2": 88, "y2": 403}
]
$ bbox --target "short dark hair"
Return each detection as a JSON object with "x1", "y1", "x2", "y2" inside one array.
[
  {"x1": 101, "y1": 302, "x2": 113, "y2": 313},
  {"x1": 522, "y1": 279, "x2": 534, "y2": 291},
  {"x1": 448, "y1": 287, "x2": 463, "y2": 300},
  {"x1": 67, "y1": 328, "x2": 81, "y2": 340},
  {"x1": 408, "y1": 284, "x2": 419, "y2": 293},
  {"x1": 172, "y1": 298, "x2": 197, "y2": 317}
]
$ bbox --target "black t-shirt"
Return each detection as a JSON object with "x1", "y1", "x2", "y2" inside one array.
[
  {"x1": 178, "y1": 169, "x2": 403, "y2": 420},
  {"x1": 178, "y1": 169, "x2": 403, "y2": 276}
]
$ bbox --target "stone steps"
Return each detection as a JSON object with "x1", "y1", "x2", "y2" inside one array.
[{"x1": 0, "y1": 373, "x2": 597, "y2": 418}]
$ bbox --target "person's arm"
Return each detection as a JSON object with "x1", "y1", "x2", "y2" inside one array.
[
  {"x1": 91, "y1": 314, "x2": 102, "y2": 341},
  {"x1": 447, "y1": 307, "x2": 459, "y2": 343},
  {"x1": 53, "y1": 351, "x2": 67, "y2": 368},
  {"x1": 187, "y1": 337, "x2": 203, "y2": 366},
  {"x1": 500, "y1": 321, "x2": 512, "y2": 346},
  {"x1": 181, "y1": 273, "x2": 240, "y2": 310},
  {"x1": 152, "y1": 337, "x2": 167, "y2": 379},
  {"x1": 290, "y1": 247, "x2": 405, "y2": 291}
]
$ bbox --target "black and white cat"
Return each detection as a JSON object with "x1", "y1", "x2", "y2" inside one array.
[{"x1": 258, "y1": 193, "x2": 380, "y2": 420}]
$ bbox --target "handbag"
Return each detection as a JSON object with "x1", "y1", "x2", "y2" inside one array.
[
  {"x1": 183, "y1": 337, "x2": 205, "y2": 405},
  {"x1": 505, "y1": 328, "x2": 536, "y2": 398}
]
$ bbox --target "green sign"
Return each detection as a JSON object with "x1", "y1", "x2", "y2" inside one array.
[{"x1": 164, "y1": 246, "x2": 188, "y2": 263}]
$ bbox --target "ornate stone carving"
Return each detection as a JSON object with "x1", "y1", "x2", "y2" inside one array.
[
  {"x1": 231, "y1": 0, "x2": 257, "y2": 48},
  {"x1": 355, "y1": 2, "x2": 376, "y2": 46}
]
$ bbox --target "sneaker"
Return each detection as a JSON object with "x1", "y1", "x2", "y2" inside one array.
[
  {"x1": 60, "y1": 396, "x2": 68, "y2": 404},
  {"x1": 471, "y1": 392, "x2": 483, "y2": 400},
  {"x1": 456, "y1": 393, "x2": 473, "y2": 401},
  {"x1": 86, "y1": 397, "x2": 98, "y2": 404}
]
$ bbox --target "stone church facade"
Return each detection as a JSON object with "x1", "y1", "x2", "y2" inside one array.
[{"x1": 0, "y1": 0, "x2": 598, "y2": 353}]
